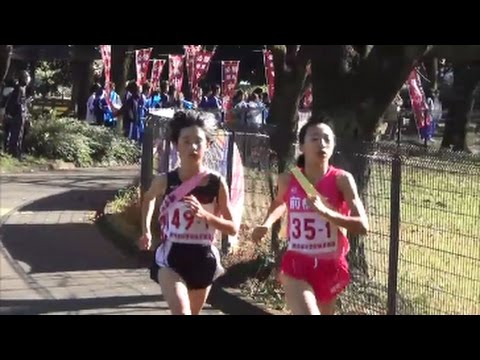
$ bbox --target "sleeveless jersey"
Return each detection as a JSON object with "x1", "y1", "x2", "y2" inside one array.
[
  {"x1": 159, "y1": 170, "x2": 221, "y2": 246},
  {"x1": 284, "y1": 166, "x2": 351, "y2": 258}
]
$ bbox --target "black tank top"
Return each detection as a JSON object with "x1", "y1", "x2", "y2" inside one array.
[{"x1": 165, "y1": 169, "x2": 221, "y2": 205}]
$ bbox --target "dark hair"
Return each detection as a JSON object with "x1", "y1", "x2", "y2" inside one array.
[
  {"x1": 296, "y1": 115, "x2": 335, "y2": 167},
  {"x1": 168, "y1": 110, "x2": 216, "y2": 145}
]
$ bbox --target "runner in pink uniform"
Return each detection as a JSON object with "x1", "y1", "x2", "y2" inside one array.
[{"x1": 252, "y1": 117, "x2": 369, "y2": 315}]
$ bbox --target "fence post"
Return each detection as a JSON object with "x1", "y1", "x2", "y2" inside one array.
[
  {"x1": 387, "y1": 153, "x2": 402, "y2": 315},
  {"x1": 141, "y1": 116, "x2": 154, "y2": 199},
  {"x1": 222, "y1": 130, "x2": 235, "y2": 254}
]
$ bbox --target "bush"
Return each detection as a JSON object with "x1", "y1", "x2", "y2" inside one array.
[{"x1": 24, "y1": 117, "x2": 140, "y2": 167}]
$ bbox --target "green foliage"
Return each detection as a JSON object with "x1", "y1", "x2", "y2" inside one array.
[
  {"x1": 34, "y1": 60, "x2": 72, "y2": 97},
  {"x1": 24, "y1": 117, "x2": 140, "y2": 167}
]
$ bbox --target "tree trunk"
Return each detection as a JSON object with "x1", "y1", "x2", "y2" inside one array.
[
  {"x1": 71, "y1": 45, "x2": 95, "y2": 119},
  {"x1": 267, "y1": 45, "x2": 310, "y2": 170},
  {"x1": 265, "y1": 45, "x2": 310, "y2": 255},
  {"x1": 310, "y1": 45, "x2": 429, "y2": 276},
  {"x1": 441, "y1": 64, "x2": 480, "y2": 151},
  {"x1": 111, "y1": 45, "x2": 133, "y2": 99},
  {"x1": 0, "y1": 45, "x2": 13, "y2": 83}
]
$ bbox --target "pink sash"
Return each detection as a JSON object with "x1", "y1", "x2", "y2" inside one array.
[{"x1": 158, "y1": 170, "x2": 209, "y2": 240}]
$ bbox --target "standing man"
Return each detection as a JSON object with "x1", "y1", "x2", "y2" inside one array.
[{"x1": 5, "y1": 71, "x2": 31, "y2": 159}]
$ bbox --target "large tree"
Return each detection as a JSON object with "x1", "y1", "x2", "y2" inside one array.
[
  {"x1": 266, "y1": 45, "x2": 311, "y2": 172},
  {"x1": 70, "y1": 45, "x2": 97, "y2": 119},
  {"x1": 424, "y1": 46, "x2": 480, "y2": 151},
  {"x1": 440, "y1": 63, "x2": 480, "y2": 151}
]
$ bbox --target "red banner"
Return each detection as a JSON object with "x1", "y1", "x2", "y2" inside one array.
[
  {"x1": 150, "y1": 59, "x2": 166, "y2": 91},
  {"x1": 169, "y1": 55, "x2": 184, "y2": 93},
  {"x1": 184, "y1": 45, "x2": 202, "y2": 90},
  {"x1": 222, "y1": 61, "x2": 240, "y2": 115},
  {"x1": 99, "y1": 45, "x2": 111, "y2": 93},
  {"x1": 135, "y1": 48, "x2": 153, "y2": 87},
  {"x1": 263, "y1": 50, "x2": 275, "y2": 100},
  {"x1": 192, "y1": 50, "x2": 214, "y2": 102},
  {"x1": 407, "y1": 69, "x2": 431, "y2": 129}
]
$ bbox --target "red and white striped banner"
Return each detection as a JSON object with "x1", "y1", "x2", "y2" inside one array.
[
  {"x1": 169, "y1": 55, "x2": 184, "y2": 93},
  {"x1": 150, "y1": 59, "x2": 166, "y2": 91},
  {"x1": 407, "y1": 69, "x2": 431, "y2": 129},
  {"x1": 135, "y1": 48, "x2": 153, "y2": 86},
  {"x1": 221, "y1": 60, "x2": 240, "y2": 111},
  {"x1": 263, "y1": 50, "x2": 275, "y2": 100},
  {"x1": 100, "y1": 45, "x2": 112, "y2": 95},
  {"x1": 192, "y1": 50, "x2": 214, "y2": 102}
]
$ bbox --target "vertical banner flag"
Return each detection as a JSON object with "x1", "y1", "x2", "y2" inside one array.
[
  {"x1": 99, "y1": 45, "x2": 112, "y2": 97},
  {"x1": 263, "y1": 50, "x2": 275, "y2": 100},
  {"x1": 135, "y1": 48, "x2": 153, "y2": 86},
  {"x1": 169, "y1": 55, "x2": 185, "y2": 93},
  {"x1": 150, "y1": 59, "x2": 166, "y2": 91},
  {"x1": 407, "y1": 69, "x2": 431, "y2": 140},
  {"x1": 184, "y1": 45, "x2": 202, "y2": 91},
  {"x1": 192, "y1": 50, "x2": 214, "y2": 102},
  {"x1": 221, "y1": 60, "x2": 240, "y2": 113}
]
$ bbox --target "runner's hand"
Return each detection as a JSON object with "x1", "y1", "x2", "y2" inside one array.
[{"x1": 138, "y1": 233, "x2": 152, "y2": 251}]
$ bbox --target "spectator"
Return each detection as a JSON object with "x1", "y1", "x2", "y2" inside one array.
[
  {"x1": 5, "y1": 71, "x2": 31, "y2": 159},
  {"x1": 86, "y1": 83, "x2": 100, "y2": 124}
]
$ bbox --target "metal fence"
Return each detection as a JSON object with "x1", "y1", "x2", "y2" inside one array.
[
  {"x1": 140, "y1": 113, "x2": 480, "y2": 315},
  {"x1": 333, "y1": 142, "x2": 480, "y2": 315}
]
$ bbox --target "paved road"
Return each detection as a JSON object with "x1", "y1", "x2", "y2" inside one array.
[{"x1": 0, "y1": 167, "x2": 224, "y2": 315}]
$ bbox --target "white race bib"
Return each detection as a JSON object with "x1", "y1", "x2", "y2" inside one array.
[
  {"x1": 165, "y1": 202, "x2": 216, "y2": 245},
  {"x1": 288, "y1": 212, "x2": 338, "y2": 254}
]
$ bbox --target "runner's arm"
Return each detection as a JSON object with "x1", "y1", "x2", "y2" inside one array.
[
  {"x1": 261, "y1": 173, "x2": 289, "y2": 229},
  {"x1": 141, "y1": 174, "x2": 166, "y2": 236},
  {"x1": 203, "y1": 177, "x2": 238, "y2": 236},
  {"x1": 316, "y1": 172, "x2": 369, "y2": 235}
]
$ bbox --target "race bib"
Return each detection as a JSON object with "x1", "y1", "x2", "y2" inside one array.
[
  {"x1": 164, "y1": 202, "x2": 215, "y2": 244},
  {"x1": 288, "y1": 212, "x2": 338, "y2": 253}
]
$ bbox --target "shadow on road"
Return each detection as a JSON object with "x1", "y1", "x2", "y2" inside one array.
[
  {"x1": 1, "y1": 189, "x2": 141, "y2": 274},
  {"x1": 0, "y1": 294, "x2": 165, "y2": 315},
  {"x1": 20, "y1": 189, "x2": 117, "y2": 212}
]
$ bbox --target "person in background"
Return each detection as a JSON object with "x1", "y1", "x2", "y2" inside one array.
[
  {"x1": 159, "y1": 81, "x2": 170, "y2": 108},
  {"x1": 5, "y1": 71, "x2": 31, "y2": 159},
  {"x1": 232, "y1": 89, "x2": 248, "y2": 125},
  {"x1": 246, "y1": 93, "x2": 264, "y2": 128},
  {"x1": 200, "y1": 84, "x2": 223, "y2": 122},
  {"x1": 86, "y1": 83, "x2": 100, "y2": 124},
  {"x1": 104, "y1": 82, "x2": 122, "y2": 128},
  {"x1": 92, "y1": 86, "x2": 109, "y2": 126}
]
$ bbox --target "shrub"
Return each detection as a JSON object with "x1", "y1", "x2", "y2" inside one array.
[{"x1": 24, "y1": 116, "x2": 140, "y2": 167}]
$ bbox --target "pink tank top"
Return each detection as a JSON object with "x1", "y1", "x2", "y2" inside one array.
[{"x1": 284, "y1": 166, "x2": 351, "y2": 259}]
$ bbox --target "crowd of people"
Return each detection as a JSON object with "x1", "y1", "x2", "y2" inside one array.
[{"x1": 86, "y1": 80, "x2": 273, "y2": 143}]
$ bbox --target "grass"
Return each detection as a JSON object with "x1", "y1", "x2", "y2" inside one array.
[
  {"x1": 361, "y1": 155, "x2": 480, "y2": 315},
  {"x1": 0, "y1": 152, "x2": 50, "y2": 173}
]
